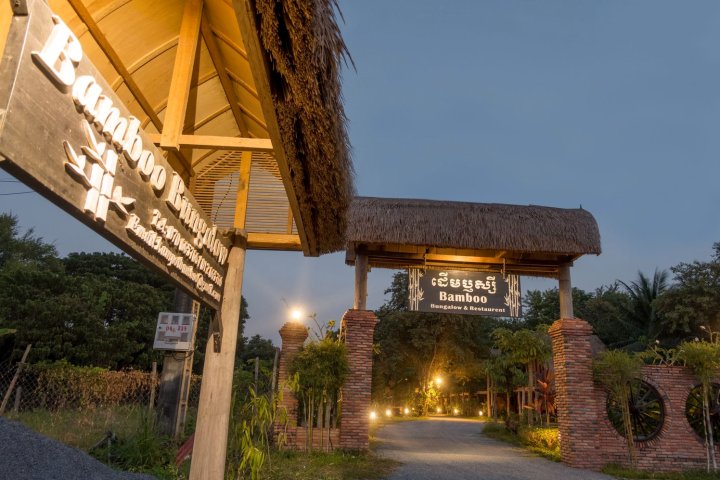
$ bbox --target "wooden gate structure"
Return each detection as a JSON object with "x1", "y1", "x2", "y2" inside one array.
[
  {"x1": 340, "y1": 196, "x2": 602, "y2": 455},
  {"x1": 0, "y1": 1, "x2": 353, "y2": 478}
]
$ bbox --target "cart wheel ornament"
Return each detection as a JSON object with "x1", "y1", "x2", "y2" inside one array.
[
  {"x1": 607, "y1": 379, "x2": 665, "y2": 441},
  {"x1": 685, "y1": 383, "x2": 720, "y2": 443}
]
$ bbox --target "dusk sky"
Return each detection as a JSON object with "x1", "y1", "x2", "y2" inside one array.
[{"x1": 2, "y1": 1, "x2": 720, "y2": 344}]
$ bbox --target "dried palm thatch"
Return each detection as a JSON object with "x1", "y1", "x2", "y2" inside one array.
[
  {"x1": 347, "y1": 197, "x2": 601, "y2": 256},
  {"x1": 252, "y1": 0, "x2": 355, "y2": 254}
]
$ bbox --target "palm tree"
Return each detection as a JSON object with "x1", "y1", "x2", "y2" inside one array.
[{"x1": 618, "y1": 269, "x2": 669, "y2": 343}]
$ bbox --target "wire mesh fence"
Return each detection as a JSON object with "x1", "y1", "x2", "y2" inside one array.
[{"x1": 0, "y1": 359, "x2": 202, "y2": 450}]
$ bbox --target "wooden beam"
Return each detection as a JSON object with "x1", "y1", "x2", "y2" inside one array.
[
  {"x1": 558, "y1": 263, "x2": 573, "y2": 318},
  {"x1": 201, "y1": 14, "x2": 250, "y2": 136},
  {"x1": 246, "y1": 233, "x2": 302, "y2": 250},
  {"x1": 354, "y1": 253, "x2": 368, "y2": 310},
  {"x1": 233, "y1": 0, "x2": 312, "y2": 255},
  {"x1": 160, "y1": 0, "x2": 204, "y2": 151},
  {"x1": 148, "y1": 133, "x2": 272, "y2": 152},
  {"x1": 234, "y1": 151, "x2": 252, "y2": 228},
  {"x1": 67, "y1": 0, "x2": 163, "y2": 130}
]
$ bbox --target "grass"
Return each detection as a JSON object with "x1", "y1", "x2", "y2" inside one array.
[
  {"x1": 602, "y1": 464, "x2": 720, "y2": 480},
  {"x1": 481, "y1": 420, "x2": 561, "y2": 462},
  {"x1": 9, "y1": 406, "x2": 399, "y2": 480},
  {"x1": 261, "y1": 449, "x2": 399, "y2": 480},
  {"x1": 6, "y1": 405, "x2": 147, "y2": 451}
]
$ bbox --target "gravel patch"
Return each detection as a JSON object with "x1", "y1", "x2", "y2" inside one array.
[{"x1": 0, "y1": 416, "x2": 157, "y2": 480}]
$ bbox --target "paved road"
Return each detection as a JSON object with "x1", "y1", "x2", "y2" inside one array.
[{"x1": 375, "y1": 417, "x2": 616, "y2": 480}]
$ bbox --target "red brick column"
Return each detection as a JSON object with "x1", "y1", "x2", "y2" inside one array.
[
  {"x1": 549, "y1": 318, "x2": 603, "y2": 470},
  {"x1": 276, "y1": 321, "x2": 308, "y2": 447},
  {"x1": 339, "y1": 309, "x2": 377, "y2": 450}
]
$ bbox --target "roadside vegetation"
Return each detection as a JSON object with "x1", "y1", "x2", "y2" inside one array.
[
  {"x1": 261, "y1": 450, "x2": 398, "y2": 480},
  {"x1": 482, "y1": 421, "x2": 560, "y2": 462},
  {"x1": 602, "y1": 464, "x2": 720, "y2": 480}
]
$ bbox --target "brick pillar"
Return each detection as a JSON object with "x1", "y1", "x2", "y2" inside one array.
[
  {"x1": 549, "y1": 318, "x2": 603, "y2": 470},
  {"x1": 277, "y1": 321, "x2": 308, "y2": 447},
  {"x1": 339, "y1": 309, "x2": 377, "y2": 450}
]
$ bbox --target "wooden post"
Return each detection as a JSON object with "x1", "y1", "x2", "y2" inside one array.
[
  {"x1": 558, "y1": 263, "x2": 573, "y2": 319},
  {"x1": 12, "y1": 386, "x2": 21, "y2": 413},
  {"x1": 176, "y1": 300, "x2": 201, "y2": 438},
  {"x1": 354, "y1": 253, "x2": 368, "y2": 310},
  {"x1": 148, "y1": 362, "x2": 157, "y2": 415},
  {"x1": 254, "y1": 356, "x2": 259, "y2": 387},
  {"x1": 189, "y1": 233, "x2": 246, "y2": 480},
  {"x1": 157, "y1": 289, "x2": 195, "y2": 436},
  {"x1": 0, "y1": 343, "x2": 31, "y2": 416},
  {"x1": 270, "y1": 347, "x2": 279, "y2": 395}
]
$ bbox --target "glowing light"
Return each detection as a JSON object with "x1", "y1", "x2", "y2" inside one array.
[
  {"x1": 290, "y1": 308, "x2": 304, "y2": 322},
  {"x1": 369, "y1": 411, "x2": 377, "y2": 420},
  {"x1": 436, "y1": 407, "x2": 442, "y2": 414},
  {"x1": 453, "y1": 408, "x2": 459, "y2": 415},
  {"x1": 435, "y1": 376, "x2": 443, "y2": 386},
  {"x1": 385, "y1": 409, "x2": 392, "y2": 417},
  {"x1": 479, "y1": 410, "x2": 484, "y2": 416},
  {"x1": 404, "y1": 408, "x2": 409, "y2": 415}
]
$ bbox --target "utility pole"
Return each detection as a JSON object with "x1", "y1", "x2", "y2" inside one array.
[{"x1": 156, "y1": 289, "x2": 198, "y2": 436}]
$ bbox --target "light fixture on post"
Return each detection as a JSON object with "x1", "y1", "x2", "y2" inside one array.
[{"x1": 290, "y1": 308, "x2": 304, "y2": 323}]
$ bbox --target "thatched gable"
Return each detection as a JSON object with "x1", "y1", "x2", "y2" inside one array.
[
  {"x1": 347, "y1": 197, "x2": 601, "y2": 256},
  {"x1": 251, "y1": 0, "x2": 355, "y2": 254}
]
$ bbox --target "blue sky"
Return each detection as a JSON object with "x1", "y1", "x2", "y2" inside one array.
[{"x1": 3, "y1": 1, "x2": 720, "y2": 343}]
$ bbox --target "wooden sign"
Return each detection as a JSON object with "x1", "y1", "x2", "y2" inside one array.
[
  {"x1": 0, "y1": 0, "x2": 230, "y2": 309},
  {"x1": 408, "y1": 269, "x2": 522, "y2": 317}
]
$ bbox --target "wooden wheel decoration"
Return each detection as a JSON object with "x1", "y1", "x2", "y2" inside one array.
[
  {"x1": 607, "y1": 380, "x2": 665, "y2": 441},
  {"x1": 685, "y1": 383, "x2": 720, "y2": 443}
]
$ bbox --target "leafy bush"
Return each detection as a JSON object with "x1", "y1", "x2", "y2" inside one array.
[
  {"x1": 290, "y1": 337, "x2": 348, "y2": 451},
  {"x1": 518, "y1": 426, "x2": 559, "y2": 452},
  {"x1": 91, "y1": 412, "x2": 178, "y2": 479},
  {"x1": 676, "y1": 338, "x2": 720, "y2": 472},
  {"x1": 593, "y1": 349, "x2": 643, "y2": 466},
  {"x1": 24, "y1": 361, "x2": 158, "y2": 410}
]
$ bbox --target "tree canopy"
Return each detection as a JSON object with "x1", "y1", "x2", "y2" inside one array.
[
  {"x1": 372, "y1": 240, "x2": 720, "y2": 412},
  {"x1": 0, "y1": 213, "x2": 259, "y2": 372}
]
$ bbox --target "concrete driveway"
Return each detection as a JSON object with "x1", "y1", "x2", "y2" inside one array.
[{"x1": 375, "y1": 417, "x2": 616, "y2": 480}]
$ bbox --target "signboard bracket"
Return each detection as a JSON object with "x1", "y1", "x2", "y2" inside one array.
[{"x1": 10, "y1": 0, "x2": 28, "y2": 16}]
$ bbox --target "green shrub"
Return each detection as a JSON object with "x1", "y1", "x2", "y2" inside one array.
[
  {"x1": 518, "y1": 426, "x2": 559, "y2": 451},
  {"x1": 91, "y1": 412, "x2": 177, "y2": 479}
]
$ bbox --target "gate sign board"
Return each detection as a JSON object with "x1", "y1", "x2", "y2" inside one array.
[
  {"x1": 408, "y1": 269, "x2": 522, "y2": 317},
  {"x1": 0, "y1": 1, "x2": 230, "y2": 309},
  {"x1": 153, "y1": 312, "x2": 196, "y2": 352}
]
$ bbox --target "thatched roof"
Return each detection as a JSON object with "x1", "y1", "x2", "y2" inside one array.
[
  {"x1": 252, "y1": 0, "x2": 355, "y2": 254},
  {"x1": 347, "y1": 197, "x2": 601, "y2": 256}
]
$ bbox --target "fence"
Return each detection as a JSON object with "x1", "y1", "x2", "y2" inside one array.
[{"x1": 0, "y1": 359, "x2": 202, "y2": 450}]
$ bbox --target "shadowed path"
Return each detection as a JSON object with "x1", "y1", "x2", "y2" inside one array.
[{"x1": 375, "y1": 417, "x2": 616, "y2": 480}]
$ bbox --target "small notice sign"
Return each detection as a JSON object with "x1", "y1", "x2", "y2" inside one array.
[
  {"x1": 153, "y1": 312, "x2": 196, "y2": 351},
  {"x1": 408, "y1": 269, "x2": 521, "y2": 317}
]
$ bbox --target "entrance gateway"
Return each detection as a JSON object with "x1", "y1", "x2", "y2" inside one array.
[
  {"x1": 0, "y1": 1, "x2": 353, "y2": 479},
  {"x1": 342, "y1": 196, "x2": 602, "y2": 456},
  {"x1": 276, "y1": 196, "x2": 603, "y2": 454}
]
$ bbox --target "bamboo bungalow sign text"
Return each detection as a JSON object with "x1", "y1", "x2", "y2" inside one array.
[
  {"x1": 408, "y1": 269, "x2": 522, "y2": 317},
  {"x1": 0, "y1": 1, "x2": 230, "y2": 308}
]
